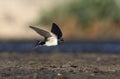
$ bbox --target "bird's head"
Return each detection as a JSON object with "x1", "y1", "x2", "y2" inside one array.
[{"x1": 58, "y1": 38, "x2": 64, "y2": 44}]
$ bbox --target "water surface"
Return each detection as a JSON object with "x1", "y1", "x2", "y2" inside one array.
[{"x1": 0, "y1": 41, "x2": 120, "y2": 53}]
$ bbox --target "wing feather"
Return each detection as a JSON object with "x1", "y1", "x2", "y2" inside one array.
[
  {"x1": 29, "y1": 26, "x2": 52, "y2": 38},
  {"x1": 51, "y1": 23, "x2": 62, "y2": 39}
]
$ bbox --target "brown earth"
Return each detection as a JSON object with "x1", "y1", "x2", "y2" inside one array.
[{"x1": 0, "y1": 52, "x2": 119, "y2": 79}]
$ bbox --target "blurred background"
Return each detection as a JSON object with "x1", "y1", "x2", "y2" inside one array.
[{"x1": 0, "y1": 0, "x2": 120, "y2": 53}]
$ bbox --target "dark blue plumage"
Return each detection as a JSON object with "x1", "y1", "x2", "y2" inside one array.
[{"x1": 51, "y1": 23, "x2": 62, "y2": 39}]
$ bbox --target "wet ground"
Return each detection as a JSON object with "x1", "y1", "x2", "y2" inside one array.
[{"x1": 0, "y1": 52, "x2": 119, "y2": 79}]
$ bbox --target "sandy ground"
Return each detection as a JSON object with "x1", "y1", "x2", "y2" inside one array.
[{"x1": 0, "y1": 52, "x2": 119, "y2": 79}]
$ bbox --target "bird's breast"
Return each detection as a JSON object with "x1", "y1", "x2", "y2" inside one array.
[{"x1": 45, "y1": 36, "x2": 58, "y2": 46}]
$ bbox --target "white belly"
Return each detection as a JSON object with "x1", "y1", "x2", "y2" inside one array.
[{"x1": 45, "y1": 36, "x2": 58, "y2": 46}]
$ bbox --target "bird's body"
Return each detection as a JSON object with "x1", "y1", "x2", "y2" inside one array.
[
  {"x1": 45, "y1": 33, "x2": 58, "y2": 46},
  {"x1": 29, "y1": 23, "x2": 64, "y2": 47}
]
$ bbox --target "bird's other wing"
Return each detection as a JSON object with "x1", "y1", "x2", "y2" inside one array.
[
  {"x1": 51, "y1": 23, "x2": 62, "y2": 39},
  {"x1": 29, "y1": 26, "x2": 52, "y2": 38}
]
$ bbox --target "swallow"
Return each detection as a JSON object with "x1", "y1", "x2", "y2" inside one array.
[{"x1": 29, "y1": 23, "x2": 64, "y2": 47}]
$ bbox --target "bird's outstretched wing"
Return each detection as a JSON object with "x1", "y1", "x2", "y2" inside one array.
[
  {"x1": 51, "y1": 23, "x2": 62, "y2": 39},
  {"x1": 29, "y1": 26, "x2": 52, "y2": 38}
]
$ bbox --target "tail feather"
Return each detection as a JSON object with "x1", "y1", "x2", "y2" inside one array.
[{"x1": 34, "y1": 40, "x2": 45, "y2": 48}]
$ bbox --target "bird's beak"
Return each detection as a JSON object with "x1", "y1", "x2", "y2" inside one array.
[{"x1": 60, "y1": 39, "x2": 64, "y2": 43}]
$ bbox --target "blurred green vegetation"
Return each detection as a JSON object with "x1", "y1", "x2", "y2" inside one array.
[{"x1": 38, "y1": 0, "x2": 120, "y2": 28}]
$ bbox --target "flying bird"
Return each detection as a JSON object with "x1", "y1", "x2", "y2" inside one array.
[{"x1": 29, "y1": 23, "x2": 64, "y2": 47}]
